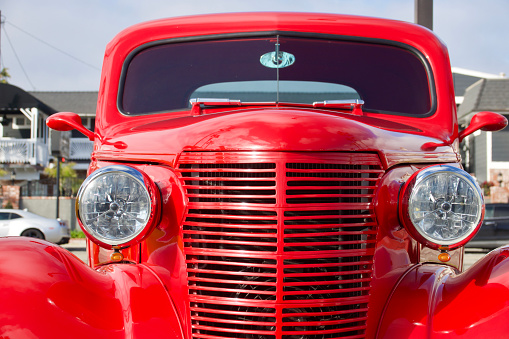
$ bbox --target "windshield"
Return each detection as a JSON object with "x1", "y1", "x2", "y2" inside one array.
[{"x1": 121, "y1": 35, "x2": 433, "y2": 116}]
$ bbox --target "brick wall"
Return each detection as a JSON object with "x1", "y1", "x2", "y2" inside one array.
[{"x1": 1, "y1": 185, "x2": 21, "y2": 209}]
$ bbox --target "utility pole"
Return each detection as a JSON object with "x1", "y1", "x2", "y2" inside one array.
[
  {"x1": 415, "y1": 0, "x2": 433, "y2": 30},
  {"x1": 0, "y1": 10, "x2": 2, "y2": 68},
  {"x1": 56, "y1": 156, "x2": 60, "y2": 219}
]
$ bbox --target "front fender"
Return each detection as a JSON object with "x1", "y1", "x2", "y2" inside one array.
[
  {"x1": 0, "y1": 237, "x2": 183, "y2": 338},
  {"x1": 377, "y1": 246, "x2": 509, "y2": 338}
]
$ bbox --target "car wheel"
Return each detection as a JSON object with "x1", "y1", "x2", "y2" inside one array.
[{"x1": 21, "y1": 229, "x2": 45, "y2": 240}]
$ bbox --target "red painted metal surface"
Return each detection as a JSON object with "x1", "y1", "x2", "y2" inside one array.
[
  {"x1": 377, "y1": 246, "x2": 509, "y2": 338},
  {"x1": 89, "y1": 109, "x2": 460, "y2": 168},
  {"x1": 95, "y1": 12, "x2": 458, "y2": 154},
  {"x1": 46, "y1": 111, "x2": 95, "y2": 141},
  {"x1": 176, "y1": 151, "x2": 384, "y2": 338},
  {"x1": 0, "y1": 237, "x2": 183, "y2": 338},
  {"x1": 458, "y1": 111, "x2": 508, "y2": 142},
  {"x1": 8, "y1": 11, "x2": 509, "y2": 338}
]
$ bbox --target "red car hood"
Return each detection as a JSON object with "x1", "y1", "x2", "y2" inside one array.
[{"x1": 95, "y1": 108, "x2": 459, "y2": 168}]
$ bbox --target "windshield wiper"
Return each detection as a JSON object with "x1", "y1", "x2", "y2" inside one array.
[
  {"x1": 190, "y1": 98, "x2": 242, "y2": 105},
  {"x1": 190, "y1": 98, "x2": 365, "y2": 116},
  {"x1": 190, "y1": 98, "x2": 242, "y2": 115},
  {"x1": 312, "y1": 99, "x2": 365, "y2": 115},
  {"x1": 190, "y1": 98, "x2": 295, "y2": 115}
]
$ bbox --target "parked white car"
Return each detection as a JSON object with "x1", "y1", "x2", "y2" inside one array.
[{"x1": 0, "y1": 209, "x2": 70, "y2": 244}]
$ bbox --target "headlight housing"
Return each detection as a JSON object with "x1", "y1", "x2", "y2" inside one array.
[
  {"x1": 77, "y1": 165, "x2": 160, "y2": 248},
  {"x1": 399, "y1": 165, "x2": 484, "y2": 250}
]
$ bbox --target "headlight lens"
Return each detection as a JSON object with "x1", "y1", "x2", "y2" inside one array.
[
  {"x1": 77, "y1": 165, "x2": 159, "y2": 247},
  {"x1": 399, "y1": 165, "x2": 484, "y2": 249}
]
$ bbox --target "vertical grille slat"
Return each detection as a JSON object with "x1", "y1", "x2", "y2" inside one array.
[{"x1": 178, "y1": 151, "x2": 383, "y2": 339}]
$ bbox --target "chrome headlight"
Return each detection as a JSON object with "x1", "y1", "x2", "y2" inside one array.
[
  {"x1": 399, "y1": 165, "x2": 484, "y2": 249},
  {"x1": 77, "y1": 165, "x2": 160, "y2": 248}
]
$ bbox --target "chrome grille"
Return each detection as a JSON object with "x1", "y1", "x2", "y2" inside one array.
[{"x1": 177, "y1": 151, "x2": 383, "y2": 339}]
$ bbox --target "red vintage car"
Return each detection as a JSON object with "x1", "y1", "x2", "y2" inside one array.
[{"x1": 2, "y1": 12, "x2": 509, "y2": 339}]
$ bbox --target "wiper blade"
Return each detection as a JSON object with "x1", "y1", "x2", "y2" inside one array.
[
  {"x1": 313, "y1": 99, "x2": 365, "y2": 115},
  {"x1": 190, "y1": 98, "x2": 243, "y2": 115},
  {"x1": 191, "y1": 98, "x2": 283, "y2": 115},
  {"x1": 190, "y1": 98, "x2": 242, "y2": 106},
  {"x1": 189, "y1": 98, "x2": 366, "y2": 115}
]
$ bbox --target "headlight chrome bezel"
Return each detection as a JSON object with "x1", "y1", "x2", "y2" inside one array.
[
  {"x1": 399, "y1": 165, "x2": 484, "y2": 250},
  {"x1": 76, "y1": 165, "x2": 160, "y2": 249}
]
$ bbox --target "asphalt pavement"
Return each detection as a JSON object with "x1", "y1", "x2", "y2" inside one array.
[
  {"x1": 463, "y1": 248, "x2": 489, "y2": 270},
  {"x1": 60, "y1": 238, "x2": 88, "y2": 263}
]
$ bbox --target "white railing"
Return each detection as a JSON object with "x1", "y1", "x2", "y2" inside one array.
[
  {"x1": 0, "y1": 139, "x2": 49, "y2": 166},
  {"x1": 70, "y1": 138, "x2": 94, "y2": 160}
]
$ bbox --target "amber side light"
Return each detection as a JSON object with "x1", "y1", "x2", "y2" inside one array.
[
  {"x1": 110, "y1": 252, "x2": 124, "y2": 262},
  {"x1": 438, "y1": 246, "x2": 451, "y2": 262},
  {"x1": 438, "y1": 252, "x2": 451, "y2": 262}
]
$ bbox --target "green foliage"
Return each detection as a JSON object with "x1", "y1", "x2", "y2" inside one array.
[
  {"x1": 3, "y1": 201, "x2": 13, "y2": 209},
  {"x1": 481, "y1": 181, "x2": 495, "y2": 196},
  {"x1": 71, "y1": 230, "x2": 86, "y2": 238},
  {"x1": 44, "y1": 161, "x2": 77, "y2": 179},
  {"x1": 0, "y1": 68, "x2": 10, "y2": 84},
  {"x1": 44, "y1": 161, "x2": 79, "y2": 196}
]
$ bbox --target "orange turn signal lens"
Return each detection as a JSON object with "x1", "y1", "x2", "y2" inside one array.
[
  {"x1": 438, "y1": 252, "x2": 451, "y2": 262},
  {"x1": 110, "y1": 252, "x2": 124, "y2": 262}
]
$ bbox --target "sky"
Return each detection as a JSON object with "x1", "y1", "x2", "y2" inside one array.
[{"x1": 0, "y1": 0, "x2": 508, "y2": 92}]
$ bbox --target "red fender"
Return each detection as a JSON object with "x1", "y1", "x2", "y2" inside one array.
[
  {"x1": 0, "y1": 237, "x2": 183, "y2": 338},
  {"x1": 377, "y1": 246, "x2": 509, "y2": 338}
]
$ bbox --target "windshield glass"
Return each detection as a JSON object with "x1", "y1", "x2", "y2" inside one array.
[{"x1": 121, "y1": 36, "x2": 432, "y2": 115}]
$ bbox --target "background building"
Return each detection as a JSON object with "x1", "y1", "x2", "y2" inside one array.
[
  {"x1": 2, "y1": 68, "x2": 508, "y2": 215},
  {"x1": 452, "y1": 67, "x2": 506, "y2": 106},
  {"x1": 0, "y1": 83, "x2": 96, "y2": 225},
  {"x1": 458, "y1": 78, "x2": 509, "y2": 201},
  {"x1": 30, "y1": 90, "x2": 96, "y2": 172},
  {"x1": 0, "y1": 83, "x2": 56, "y2": 191}
]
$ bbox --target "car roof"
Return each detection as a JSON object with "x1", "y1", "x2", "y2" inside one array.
[
  {"x1": 0, "y1": 209, "x2": 26, "y2": 213},
  {"x1": 95, "y1": 12, "x2": 456, "y2": 154},
  {"x1": 0, "y1": 209, "x2": 40, "y2": 217},
  {"x1": 109, "y1": 12, "x2": 443, "y2": 52}
]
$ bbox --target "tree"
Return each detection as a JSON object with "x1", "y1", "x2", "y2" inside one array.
[
  {"x1": 0, "y1": 68, "x2": 10, "y2": 84},
  {"x1": 44, "y1": 160, "x2": 78, "y2": 196}
]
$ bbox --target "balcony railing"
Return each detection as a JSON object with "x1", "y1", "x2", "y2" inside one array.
[
  {"x1": 0, "y1": 139, "x2": 49, "y2": 166},
  {"x1": 70, "y1": 138, "x2": 94, "y2": 160},
  {"x1": 0, "y1": 138, "x2": 94, "y2": 165}
]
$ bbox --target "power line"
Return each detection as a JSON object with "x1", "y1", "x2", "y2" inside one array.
[
  {"x1": 5, "y1": 20, "x2": 101, "y2": 72},
  {"x1": 2, "y1": 24, "x2": 36, "y2": 90}
]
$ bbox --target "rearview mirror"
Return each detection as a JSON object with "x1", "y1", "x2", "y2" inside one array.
[
  {"x1": 46, "y1": 112, "x2": 94, "y2": 141},
  {"x1": 459, "y1": 111, "x2": 507, "y2": 142}
]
